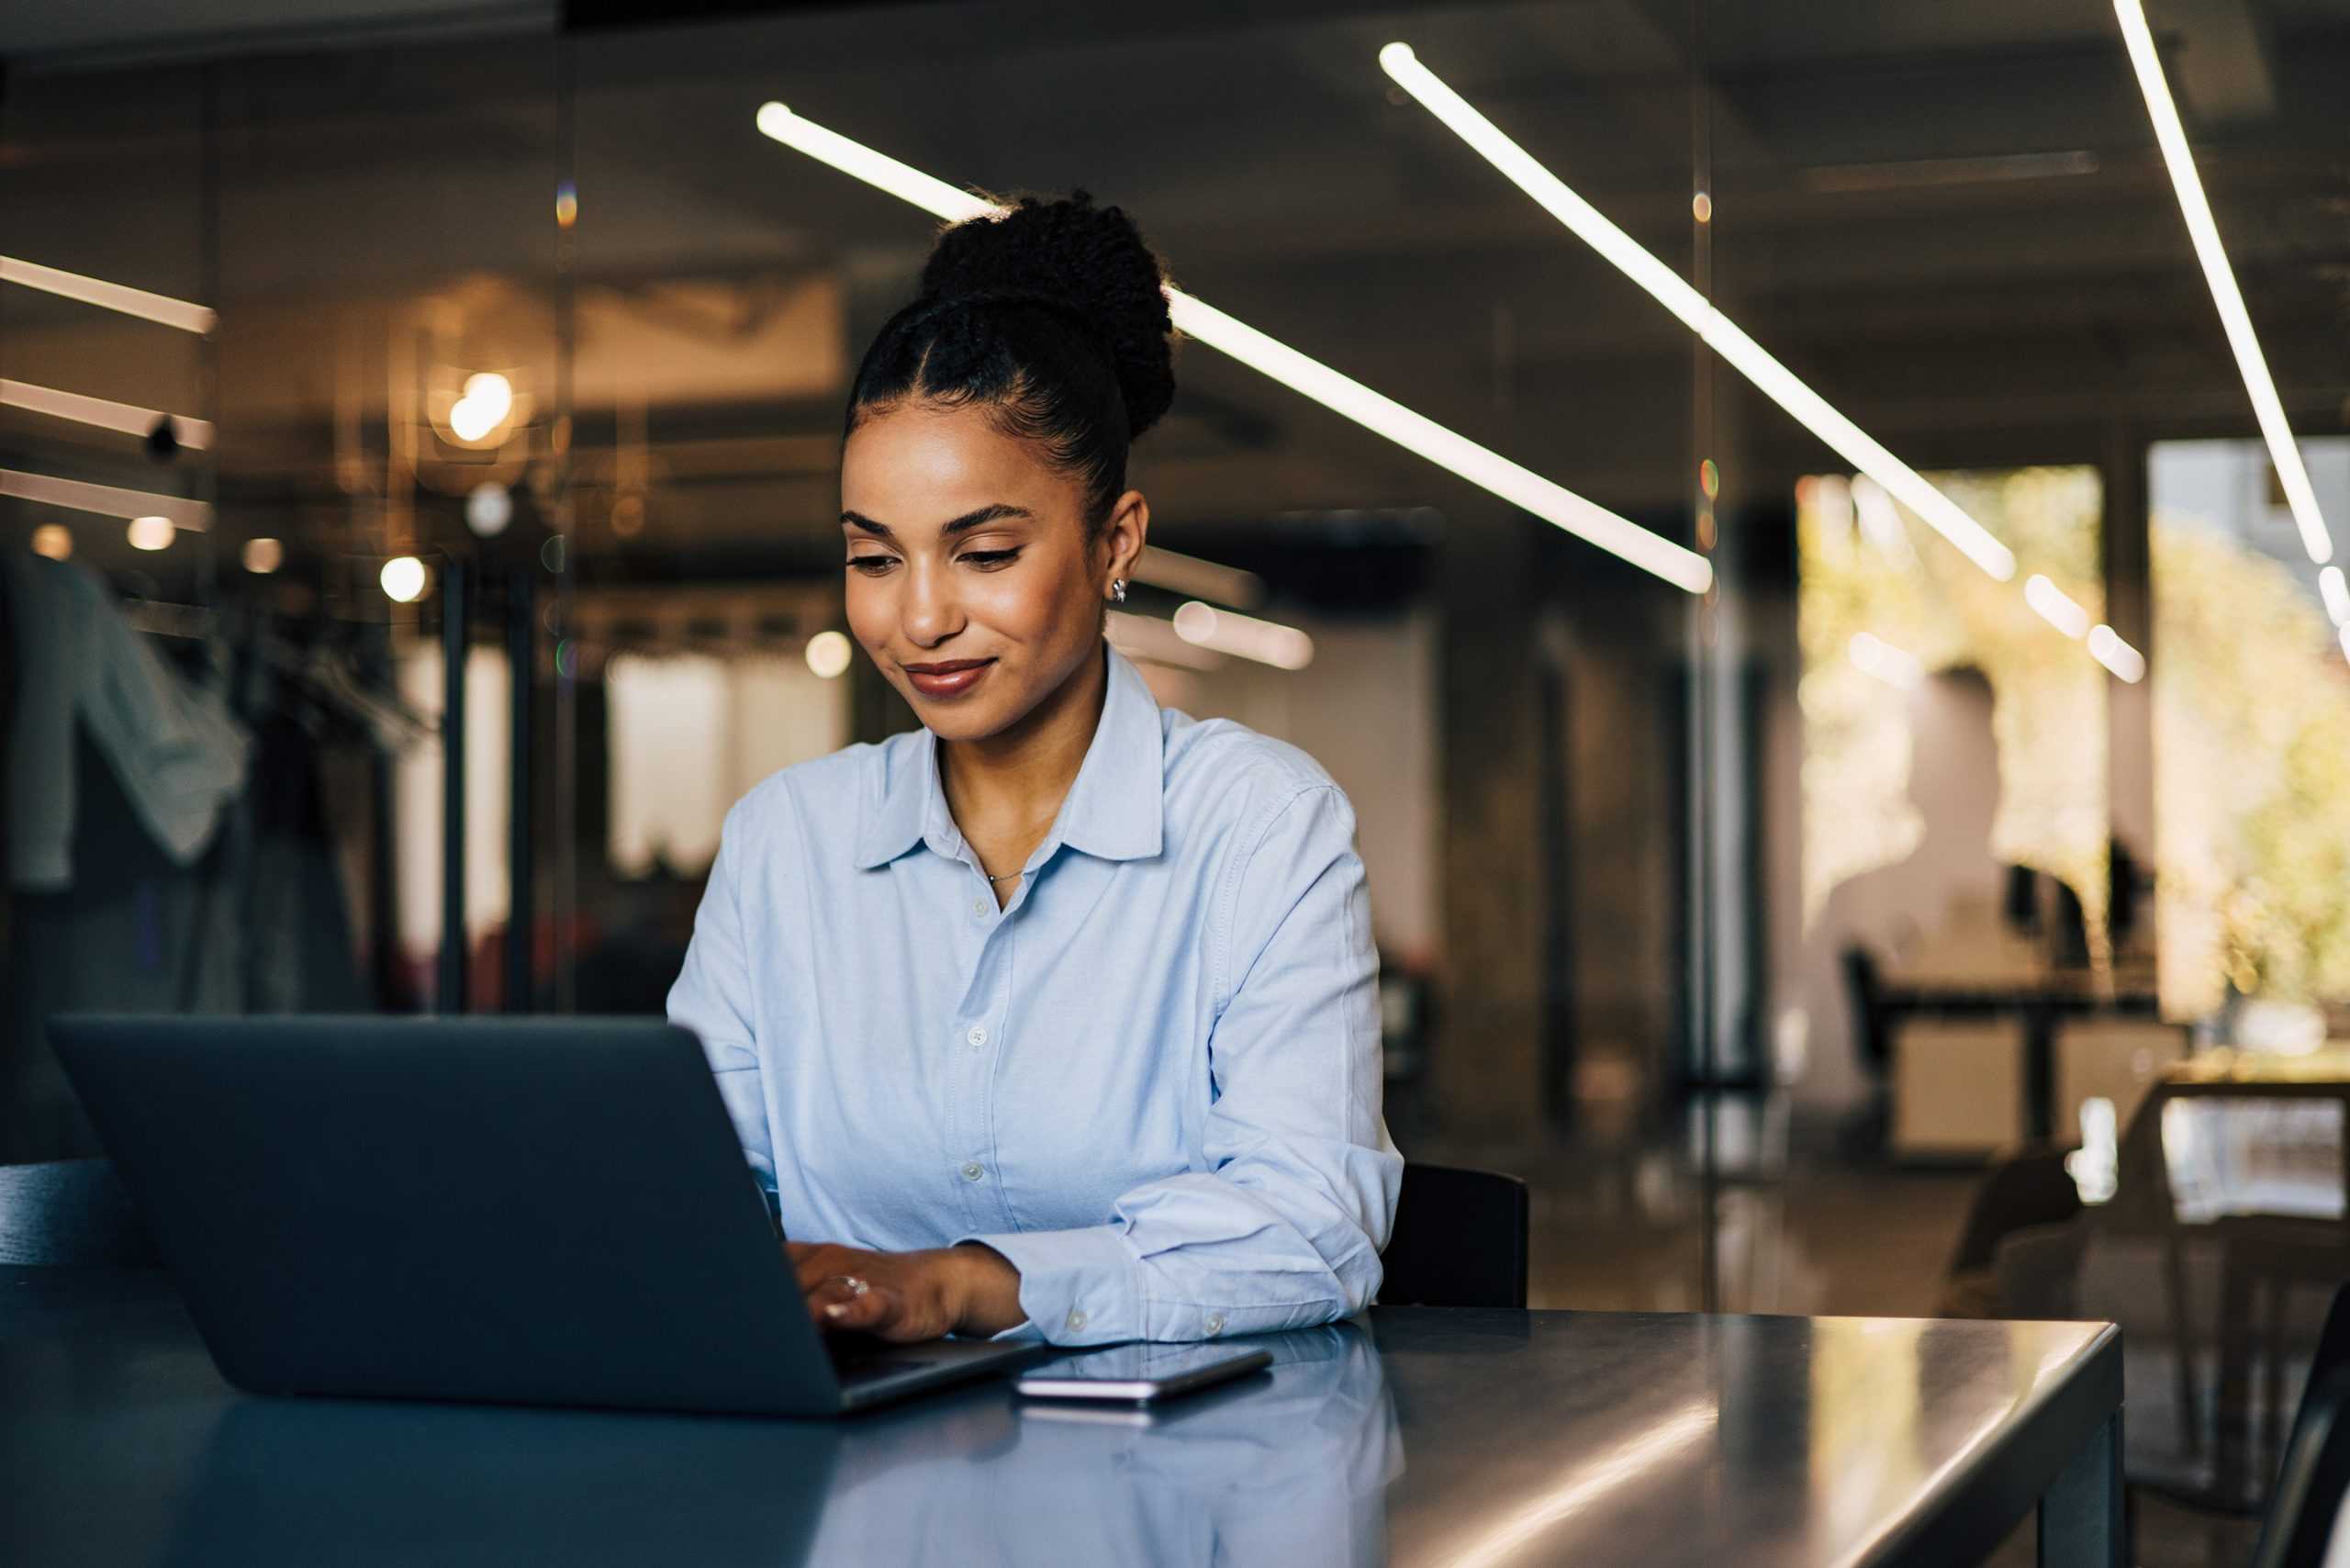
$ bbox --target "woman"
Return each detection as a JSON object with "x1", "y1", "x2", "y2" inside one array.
[{"x1": 666, "y1": 193, "x2": 1401, "y2": 1347}]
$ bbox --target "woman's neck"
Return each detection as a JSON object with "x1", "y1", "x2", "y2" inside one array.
[{"x1": 937, "y1": 641, "x2": 1109, "y2": 850}]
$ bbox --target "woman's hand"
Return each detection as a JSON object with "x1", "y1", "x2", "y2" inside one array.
[{"x1": 787, "y1": 1240, "x2": 1027, "y2": 1342}]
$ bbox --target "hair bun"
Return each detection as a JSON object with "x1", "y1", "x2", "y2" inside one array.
[{"x1": 919, "y1": 192, "x2": 1177, "y2": 439}]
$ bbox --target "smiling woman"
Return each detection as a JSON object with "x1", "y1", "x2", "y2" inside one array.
[{"x1": 665, "y1": 194, "x2": 1403, "y2": 1350}]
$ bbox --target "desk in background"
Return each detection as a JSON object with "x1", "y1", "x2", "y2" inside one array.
[
  {"x1": 2, "y1": 1268, "x2": 2122, "y2": 1567},
  {"x1": 1874, "y1": 951, "x2": 2166, "y2": 1154}
]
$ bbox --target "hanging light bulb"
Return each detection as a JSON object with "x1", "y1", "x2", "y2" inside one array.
[{"x1": 381, "y1": 555, "x2": 429, "y2": 603}]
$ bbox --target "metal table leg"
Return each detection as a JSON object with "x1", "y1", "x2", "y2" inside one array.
[{"x1": 2040, "y1": 1411, "x2": 2122, "y2": 1567}]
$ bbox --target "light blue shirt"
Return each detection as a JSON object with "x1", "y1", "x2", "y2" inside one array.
[{"x1": 666, "y1": 644, "x2": 1402, "y2": 1345}]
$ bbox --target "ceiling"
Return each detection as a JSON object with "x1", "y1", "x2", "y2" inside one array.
[{"x1": 4, "y1": 0, "x2": 2346, "y2": 599}]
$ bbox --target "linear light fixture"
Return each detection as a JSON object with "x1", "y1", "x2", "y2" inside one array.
[
  {"x1": 1105, "y1": 609, "x2": 1225, "y2": 672},
  {"x1": 0, "y1": 469, "x2": 213, "y2": 530},
  {"x1": 2087, "y1": 624, "x2": 2147, "y2": 683},
  {"x1": 1171, "y1": 600, "x2": 1315, "y2": 669},
  {"x1": 753, "y1": 101, "x2": 1713, "y2": 595},
  {"x1": 1379, "y1": 43, "x2": 2018, "y2": 584},
  {"x1": 1133, "y1": 544, "x2": 1266, "y2": 609},
  {"x1": 2320, "y1": 566, "x2": 2350, "y2": 626},
  {"x1": 2024, "y1": 574, "x2": 2092, "y2": 639},
  {"x1": 0, "y1": 256, "x2": 217, "y2": 334},
  {"x1": 1, "y1": 378, "x2": 214, "y2": 450},
  {"x1": 2114, "y1": 0, "x2": 2332, "y2": 566},
  {"x1": 1848, "y1": 632, "x2": 1923, "y2": 689}
]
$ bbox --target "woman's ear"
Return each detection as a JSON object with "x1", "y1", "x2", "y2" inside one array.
[{"x1": 1101, "y1": 489, "x2": 1150, "y2": 591}]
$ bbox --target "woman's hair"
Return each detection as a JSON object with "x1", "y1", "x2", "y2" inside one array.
[{"x1": 845, "y1": 192, "x2": 1176, "y2": 538}]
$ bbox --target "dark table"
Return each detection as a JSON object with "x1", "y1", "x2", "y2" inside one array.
[
  {"x1": 1, "y1": 1268, "x2": 2122, "y2": 1567},
  {"x1": 1878, "y1": 977, "x2": 2164, "y2": 1144}
]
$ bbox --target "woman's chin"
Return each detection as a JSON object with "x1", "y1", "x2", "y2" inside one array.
[{"x1": 910, "y1": 694, "x2": 1018, "y2": 745}]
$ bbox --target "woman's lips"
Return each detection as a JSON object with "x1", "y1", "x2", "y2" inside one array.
[{"x1": 902, "y1": 658, "x2": 994, "y2": 699}]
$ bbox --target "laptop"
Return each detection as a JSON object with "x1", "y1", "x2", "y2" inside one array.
[{"x1": 50, "y1": 1014, "x2": 1046, "y2": 1417}]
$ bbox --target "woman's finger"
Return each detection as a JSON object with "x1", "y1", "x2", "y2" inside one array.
[
  {"x1": 819, "y1": 1281, "x2": 898, "y2": 1334},
  {"x1": 790, "y1": 1246, "x2": 854, "y2": 1294}
]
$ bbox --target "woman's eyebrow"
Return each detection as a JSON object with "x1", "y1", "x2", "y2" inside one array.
[{"x1": 839, "y1": 502, "x2": 1034, "y2": 539}]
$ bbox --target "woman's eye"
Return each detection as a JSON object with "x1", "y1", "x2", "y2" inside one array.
[
  {"x1": 961, "y1": 550, "x2": 1021, "y2": 569},
  {"x1": 846, "y1": 555, "x2": 897, "y2": 574}
]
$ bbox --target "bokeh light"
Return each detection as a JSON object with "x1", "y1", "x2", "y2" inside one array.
[
  {"x1": 465, "y1": 481, "x2": 513, "y2": 538},
  {"x1": 804, "y1": 630, "x2": 853, "y2": 679},
  {"x1": 380, "y1": 555, "x2": 428, "y2": 603}
]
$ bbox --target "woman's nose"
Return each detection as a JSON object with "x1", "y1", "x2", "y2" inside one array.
[{"x1": 900, "y1": 561, "x2": 961, "y2": 646}]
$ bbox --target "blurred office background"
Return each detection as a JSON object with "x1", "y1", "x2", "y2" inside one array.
[{"x1": 4, "y1": 3, "x2": 2347, "y2": 1559}]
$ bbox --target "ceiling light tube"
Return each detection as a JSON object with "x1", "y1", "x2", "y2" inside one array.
[
  {"x1": 2320, "y1": 566, "x2": 2350, "y2": 626},
  {"x1": 0, "y1": 469, "x2": 212, "y2": 530},
  {"x1": 1, "y1": 378, "x2": 214, "y2": 450},
  {"x1": 2113, "y1": 1, "x2": 2331, "y2": 566},
  {"x1": 0, "y1": 256, "x2": 217, "y2": 334},
  {"x1": 1171, "y1": 600, "x2": 1315, "y2": 669},
  {"x1": 1132, "y1": 544, "x2": 1266, "y2": 609},
  {"x1": 1379, "y1": 43, "x2": 2018, "y2": 584},
  {"x1": 2087, "y1": 624, "x2": 2147, "y2": 683},
  {"x1": 2024, "y1": 574, "x2": 2092, "y2": 639},
  {"x1": 754, "y1": 101, "x2": 1712, "y2": 596},
  {"x1": 1106, "y1": 609, "x2": 1226, "y2": 671},
  {"x1": 1848, "y1": 631, "x2": 1922, "y2": 689}
]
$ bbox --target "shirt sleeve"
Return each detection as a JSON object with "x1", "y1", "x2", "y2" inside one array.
[
  {"x1": 961, "y1": 782, "x2": 1403, "y2": 1345},
  {"x1": 666, "y1": 801, "x2": 778, "y2": 1205}
]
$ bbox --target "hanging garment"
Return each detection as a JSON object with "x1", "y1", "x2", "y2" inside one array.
[{"x1": 3, "y1": 551, "x2": 250, "y2": 892}]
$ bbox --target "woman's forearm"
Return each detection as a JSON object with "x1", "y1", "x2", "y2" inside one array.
[{"x1": 947, "y1": 1242, "x2": 1028, "y2": 1336}]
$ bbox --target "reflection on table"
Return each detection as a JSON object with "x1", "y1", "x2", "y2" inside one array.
[{"x1": 0, "y1": 1271, "x2": 2124, "y2": 1568}]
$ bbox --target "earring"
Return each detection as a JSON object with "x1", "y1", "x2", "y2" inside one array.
[{"x1": 1110, "y1": 579, "x2": 1127, "y2": 604}]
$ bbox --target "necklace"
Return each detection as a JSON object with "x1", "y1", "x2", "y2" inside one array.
[{"x1": 982, "y1": 868, "x2": 1024, "y2": 883}]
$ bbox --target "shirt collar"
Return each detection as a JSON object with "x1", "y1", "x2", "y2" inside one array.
[{"x1": 853, "y1": 642, "x2": 1165, "y2": 871}]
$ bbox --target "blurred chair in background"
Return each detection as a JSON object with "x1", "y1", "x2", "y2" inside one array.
[
  {"x1": 2247, "y1": 1362, "x2": 2350, "y2": 1568},
  {"x1": 2245, "y1": 1288, "x2": 2350, "y2": 1568},
  {"x1": 1941, "y1": 1146, "x2": 2083, "y2": 1316},
  {"x1": 1379, "y1": 1164, "x2": 1529, "y2": 1309}
]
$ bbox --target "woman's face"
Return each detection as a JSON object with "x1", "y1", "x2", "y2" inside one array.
[{"x1": 840, "y1": 399, "x2": 1145, "y2": 745}]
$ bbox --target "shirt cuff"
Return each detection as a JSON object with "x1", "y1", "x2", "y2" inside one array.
[{"x1": 956, "y1": 1226, "x2": 1147, "y2": 1346}]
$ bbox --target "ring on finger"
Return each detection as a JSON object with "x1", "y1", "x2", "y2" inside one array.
[{"x1": 833, "y1": 1274, "x2": 871, "y2": 1297}]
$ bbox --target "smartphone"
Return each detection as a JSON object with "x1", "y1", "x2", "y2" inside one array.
[{"x1": 1013, "y1": 1343, "x2": 1274, "y2": 1404}]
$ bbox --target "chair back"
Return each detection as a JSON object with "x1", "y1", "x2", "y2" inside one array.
[
  {"x1": 2251, "y1": 1363, "x2": 2350, "y2": 1568},
  {"x1": 1380, "y1": 1163, "x2": 1528, "y2": 1309},
  {"x1": 2273, "y1": 1283, "x2": 2350, "y2": 1505},
  {"x1": 0, "y1": 1159, "x2": 159, "y2": 1267},
  {"x1": 1947, "y1": 1148, "x2": 2083, "y2": 1276}
]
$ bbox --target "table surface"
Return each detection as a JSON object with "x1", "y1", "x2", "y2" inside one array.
[
  {"x1": 1, "y1": 1268, "x2": 2121, "y2": 1568},
  {"x1": 2162, "y1": 1046, "x2": 2350, "y2": 1087}
]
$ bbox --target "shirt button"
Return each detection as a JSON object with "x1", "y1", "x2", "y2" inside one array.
[
  {"x1": 1066, "y1": 1308, "x2": 1089, "y2": 1332},
  {"x1": 970, "y1": 897, "x2": 990, "y2": 919},
  {"x1": 1204, "y1": 1313, "x2": 1226, "y2": 1336},
  {"x1": 966, "y1": 1025, "x2": 988, "y2": 1047},
  {"x1": 960, "y1": 1162, "x2": 984, "y2": 1182}
]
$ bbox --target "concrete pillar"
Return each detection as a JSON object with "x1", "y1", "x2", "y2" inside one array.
[
  {"x1": 2102, "y1": 420, "x2": 2154, "y2": 860},
  {"x1": 1433, "y1": 504, "x2": 1550, "y2": 1144}
]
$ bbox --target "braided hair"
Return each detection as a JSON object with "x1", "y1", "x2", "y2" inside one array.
[{"x1": 845, "y1": 192, "x2": 1177, "y2": 539}]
